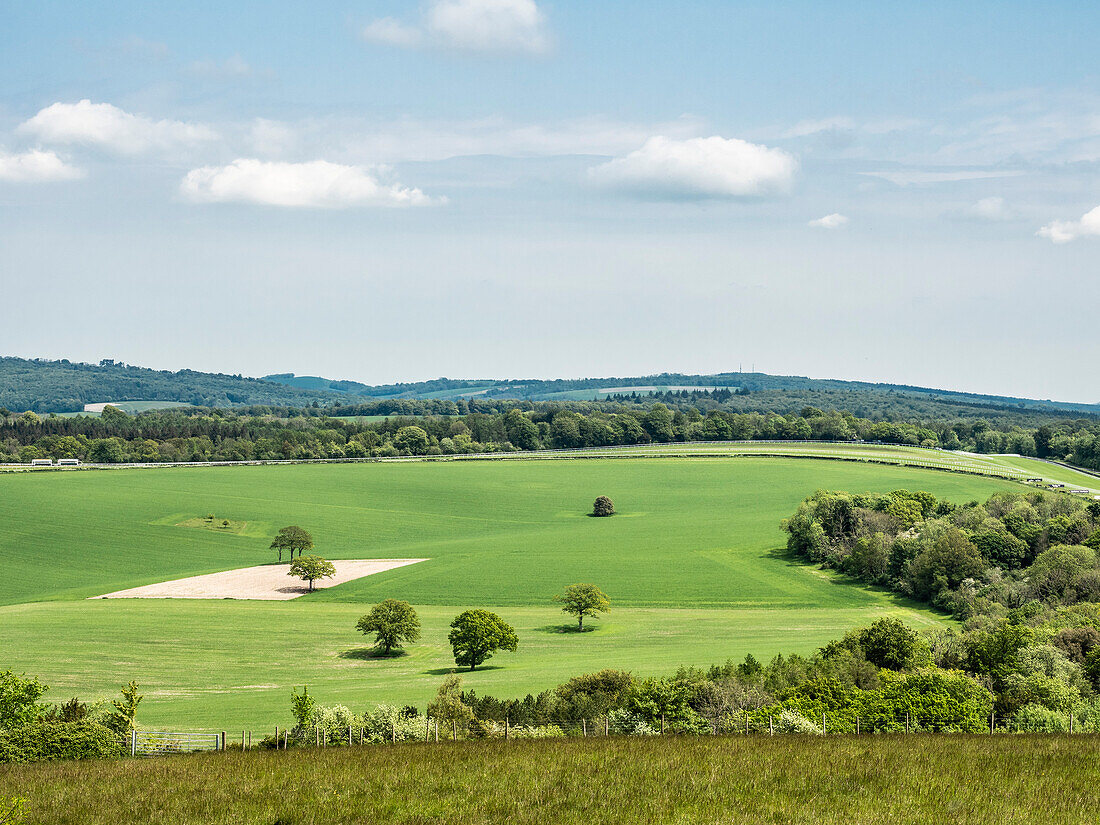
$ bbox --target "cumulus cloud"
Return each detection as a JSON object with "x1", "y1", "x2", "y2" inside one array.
[
  {"x1": 1038, "y1": 205, "x2": 1100, "y2": 244},
  {"x1": 179, "y1": 159, "x2": 439, "y2": 208},
  {"x1": 808, "y1": 213, "x2": 848, "y2": 229},
  {"x1": 0, "y1": 148, "x2": 83, "y2": 182},
  {"x1": 588, "y1": 136, "x2": 797, "y2": 200},
  {"x1": 19, "y1": 100, "x2": 217, "y2": 154},
  {"x1": 362, "y1": 0, "x2": 549, "y2": 54}
]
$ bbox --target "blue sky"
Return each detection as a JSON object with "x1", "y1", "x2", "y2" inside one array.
[{"x1": 2, "y1": 1, "x2": 1099, "y2": 400}]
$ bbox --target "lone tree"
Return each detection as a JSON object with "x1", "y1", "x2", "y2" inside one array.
[
  {"x1": 288, "y1": 555, "x2": 336, "y2": 592},
  {"x1": 357, "y1": 600, "x2": 422, "y2": 656},
  {"x1": 270, "y1": 525, "x2": 313, "y2": 562},
  {"x1": 592, "y1": 496, "x2": 615, "y2": 517},
  {"x1": 555, "y1": 583, "x2": 611, "y2": 631},
  {"x1": 448, "y1": 609, "x2": 518, "y2": 671}
]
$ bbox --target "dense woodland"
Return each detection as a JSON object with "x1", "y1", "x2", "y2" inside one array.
[
  {"x1": 3, "y1": 399, "x2": 1100, "y2": 471},
  {"x1": 776, "y1": 487, "x2": 1100, "y2": 731}
]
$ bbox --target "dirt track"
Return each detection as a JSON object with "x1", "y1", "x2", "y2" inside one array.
[{"x1": 93, "y1": 559, "x2": 427, "y2": 600}]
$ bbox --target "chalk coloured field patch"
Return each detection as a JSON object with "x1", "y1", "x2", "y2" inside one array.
[{"x1": 94, "y1": 559, "x2": 427, "y2": 601}]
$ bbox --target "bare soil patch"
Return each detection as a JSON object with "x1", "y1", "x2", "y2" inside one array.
[{"x1": 94, "y1": 559, "x2": 427, "y2": 601}]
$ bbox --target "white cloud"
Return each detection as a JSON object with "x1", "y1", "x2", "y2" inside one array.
[
  {"x1": 0, "y1": 148, "x2": 83, "y2": 182},
  {"x1": 588, "y1": 136, "x2": 797, "y2": 200},
  {"x1": 1038, "y1": 205, "x2": 1100, "y2": 244},
  {"x1": 362, "y1": 18, "x2": 425, "y2": 48},
  {"x1": 428, "y1": 0, "x2": 547, "y2": 53},
  {"x1": 19, "y1": 100, "x2": 217, "y2": 154},
  {"x1": 965, "y1": 196, "x2": 1013, "y2": 221},
  {"x1": 362, "y1": 0, "x2": 549, "y2": 54},
  {"x1": 808, "y1": 213, "x2": 848, "y2": 229},
  {"x1": 179, "y1": 159, "x2": 439, "y2": 208}
]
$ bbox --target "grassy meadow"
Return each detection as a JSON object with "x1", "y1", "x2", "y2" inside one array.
[
  {"x1": 2, "y1": 734, "x2": 1098, "y2": 824},
  {"x1": 0, "y1": 457, "x2": 1022, "y2": 728}
]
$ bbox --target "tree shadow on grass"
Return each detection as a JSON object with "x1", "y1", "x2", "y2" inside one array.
[
  {"x1": 764, "y1": 545, "x2": 948, "y2": 615},
  {"x1": 424, "y1": 665, "x2": 506, "y2": 676},
  {"x1": 533, "y1": 624, "x2": 598, "y2": 634},
  {"x1": 338, "y1": 647, "x2": 409, "y2": 661}
]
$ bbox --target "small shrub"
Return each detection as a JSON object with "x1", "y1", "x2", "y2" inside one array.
[
  {"x1": 592, "y1": 496, "x2": 615, "y2": 517},
  {"x1": 773, "y1": 709, "x2": 822, "y2": 735},
  {"x1": 607, "y1": 708, "x2": 657, "y2": 736}
]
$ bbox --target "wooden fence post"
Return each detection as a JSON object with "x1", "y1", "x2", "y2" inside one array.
[
  {"x1": 856, "y1": 717, "x2": 859, "y2": 736},
  {"x1": 605, "y1": 717, "x2": 609, "y2": 737},
  {"x1": 582, "y1": 718, "x2": 587, "y2": 737},
  {"x1": 130, "y1": 729, "x2": 137, "y2": 757},
  {"x1": 283, "y1": 731, "x2": 288, "y2": 750},
  {"x1": 435, "y1": 719, "x2": 439, "y2": 742},
  {"x1": 221, "y1": 731, "x2": 227, "y2": 751},
  {"x1": 822, "y1": 714, "x2": 826, "y2": 735},
  {"x1": 452, "y1": 719, "x2": 457, "y2": 741},
  {"x1": 769, "y1": 716, "x2": 774, "y2": 736},
  {"x1": 349, "y1": 725, "x2": 353, "y2": 746},
  {"x1": 905, "y1": 714, "x2": 909, "y2": 734},
  {"x1": 660, "y1": 713, "x2": 665, "y2": 735}
]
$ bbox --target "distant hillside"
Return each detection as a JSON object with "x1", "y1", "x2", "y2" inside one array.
[
  {"x1": 0, "y1": 358, "x2": 347, "y2": 413},
  {"x1": 263, "y1": 371, "x2": 1100, "y2": 420},
  {"x1": 5, "y1": 357, "x2": 1098, "y2": 422}
]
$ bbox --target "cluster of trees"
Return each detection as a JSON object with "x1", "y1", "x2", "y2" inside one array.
[
  {"x1": 356, "y1": 586, "x2": 610, "y2": 668},
  {"x1": 783, "y1": 489, "x2": 1100, "y2": 728},
  {"x1": 6, "y1": 401, "x2": 1100, "y2": 467},
  {"x1": 354, "y1": 600, "x2": 517, "y2": 670},
  {"x1": 785, "y1": 489, "x2": 1100, "y2": 617},
  {"x1": 0, "y1": 673, "x2": 141, "y2": 763}
]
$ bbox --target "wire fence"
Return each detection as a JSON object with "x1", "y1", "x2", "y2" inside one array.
[{"x1": 128, "y1": 710, "x2": 1094, "y2": 757}]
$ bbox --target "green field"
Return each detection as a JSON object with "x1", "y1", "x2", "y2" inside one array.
[
  {"x1": 2, "y1": 735, "x2": 1097, "y2": 824},
  {"x1": 53, "y1": 400, "x2": 197, "y2": 417},
  {"x1": 0, "y1": 457, "x2": 1021, "y2": 728}
]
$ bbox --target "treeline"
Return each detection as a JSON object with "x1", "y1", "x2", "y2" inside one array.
[{"x1": 4, "y1": 403, "x2": 1100, "y2": 470}]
